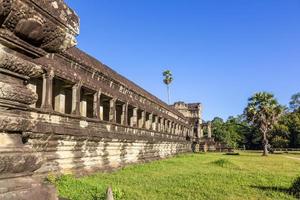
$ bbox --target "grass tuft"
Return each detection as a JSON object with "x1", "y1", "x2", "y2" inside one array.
[{"x1": 211, "y1": 158, "x2": 238, "y2": 169}]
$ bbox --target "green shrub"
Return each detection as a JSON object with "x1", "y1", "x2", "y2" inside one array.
[
  {"x1": 290, "y1": 177, "x2": 300, "y2": 198},
  {"x1": 212, "y1": 159, "x2": 232, "y2": 167},
  {"x1": 113, "y1": 187, "x2": 125, "y2": 199},
  {"x1": 224, "y1": 152, "x2": 240, "y2": 156}
]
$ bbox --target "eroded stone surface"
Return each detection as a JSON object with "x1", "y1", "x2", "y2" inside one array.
[{"x1": 0, "y1": 0, "x2": 200, "y2": 199}]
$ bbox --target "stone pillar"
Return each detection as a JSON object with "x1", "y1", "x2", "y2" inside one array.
[
  {"x1": 41, "y1": 70, "x2": 54, "y2": 111},
  {"x1": 175, "y1": 124, "x2": 178, "y2": 135},
  {"x1": 71, "y1": 82, "x2": 82, "y2": 115},
  {"x1": 165, "y1": 119, "x2": 168, "y2": 133},
  {"x1": 163, "y1": 118, "x2": 166, "y2": 132},
  {"x1": 109, "y1": 98, "x2": 116, "y2": 123},
  {"x1": 148, "y1": 113, "x2": 153, "y2": 130},
  {"x1": 80, "y1": 97, "x2": 87, "y2": 117},
  {"x1": 172, "y1": 122, "x2": 176, "y2": 135},
  {"x1": 200, "y1": 124, "x2": 204, "y2": 138},
  {"x1": 168, "y1": 121, "x2": 171, "y2": 133},
  {"x1": 157, "y1": 118, "x2": 161, "y2": 132},
  {"x1": 121, "y1": 102, "x2": 128, "y2": 125},
  {"x1": 157, "y1": 118, "x2": 160, "y2": 132},
  {"x1": 140, "y1": 110, "x2": 146, "y2": 128},
  {"x1": 54, "y1": 89, "x2": 66, "y2": 113},
  {"x1": 154, "y1": 116, "x2": 159, "y2": 131},
  {"x1": 132, "y1": 108, "x2": 138, "y2": 127},
  {"x1": 93, "y1": 90, "x2": 101, "y2": 119},
  {"x1": 208, "y1": 121, "x2": 212, "y2": 138}
]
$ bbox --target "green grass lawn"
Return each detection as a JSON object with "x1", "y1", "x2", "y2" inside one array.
[{"x1": 51, "y1": 152, "x2": 300, "y2": 200}]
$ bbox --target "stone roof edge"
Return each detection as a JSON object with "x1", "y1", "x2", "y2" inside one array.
[{"x1": 60, "y1": 47, "x2": 187, "y2": 121}]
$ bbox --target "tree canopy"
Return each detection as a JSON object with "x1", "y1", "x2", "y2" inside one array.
[{"x1": 209, "y1": 92, "x2": 300, "y2": 151}]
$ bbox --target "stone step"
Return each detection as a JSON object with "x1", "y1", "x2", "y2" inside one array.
[{"x1": 0, "y1": 177, "x2": 58, "y2": 200}]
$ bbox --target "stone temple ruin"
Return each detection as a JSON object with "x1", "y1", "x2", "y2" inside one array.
[
  {"x1": 0, "y1": 0, "x2": 222, "y2": 199},
  {"x1": 172, "y1": 102, "x2": 223, "y2": 152}
]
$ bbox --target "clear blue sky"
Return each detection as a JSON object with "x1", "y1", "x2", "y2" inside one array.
[{"x1": 65, "y1": 0, "x2": 300, "y2": 121}]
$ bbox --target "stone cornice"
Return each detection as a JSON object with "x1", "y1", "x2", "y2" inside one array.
[{"x1": 0, "y1": 0, "x2": 79, "y2": 54}]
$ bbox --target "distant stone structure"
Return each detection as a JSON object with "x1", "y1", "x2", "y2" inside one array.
[
  {"x1": 173, "y1": 102, "x2": 233, "y2": 152},
  {"x1": 172, "y1": 102, "x2": 212, "y2": 152},
  {"x1": 0, "y1": 1, "x2": 199, "y2": 199},
  {"x1": 173, "y1": 102, "x2": 203, "y2": 140}
]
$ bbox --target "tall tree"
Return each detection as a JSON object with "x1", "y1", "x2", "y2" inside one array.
[
  {"x1": 244, "y1": 92, "x2": 283, "y2": 156},
  {"x1": 290, "y1": 92, "x2": 300, "y2": 112},
  {"x1": 163, "y1": 70, "x2": 173, "y2": 104}
]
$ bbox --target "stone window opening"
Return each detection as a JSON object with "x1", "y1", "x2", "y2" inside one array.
[
  {"x1": 100, "y1": 94, "x2": 112, "y2": 121},
  {"x1": 52, "y1": 78, "x2": 73, "y2": 114},
  {"x1": 27, "y1": 76, "x2": 43, "y2": 108},
  {"x1": 158, "y1": 117, "x2": 162, "y2": 132},
  {"x1": 152, "y1": 115, "x2": 158, "y2": 131},
  {"x1": 127, "y1": 105, "x2": 134, "y2": 126},
  {"x1": 145, "y1": 112, "x2": 151, "y2": 129},
  {"x1": 80, "y1": 87, "x2": 94, "y2": 118},
  {"x1": 137, "y1": 109, "x2": 145, "y2": 129},
  {"x1": 115, "y1": 100, "x2": 125, "y2": 124}
]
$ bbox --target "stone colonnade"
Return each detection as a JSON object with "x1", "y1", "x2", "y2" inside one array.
[{"x1": 28, "y1": 70, "x2": 192, "y2": 137}]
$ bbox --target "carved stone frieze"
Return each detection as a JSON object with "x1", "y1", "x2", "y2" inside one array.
[
  {"x1": 0, "y1": 0, "x2": 79, "y2": 53},
  {"x1": 0, "y1": 82, "x2": 38, "y2": 105},
  {"x1": 0, "y1": 45, "x2": 43, "y2": 77},
  {"x1": 0, "y1": 152, "x2": 43, "y2": 175},
  {"x1": 0, "y1": 114, "x2": 33, "y2": 132}
]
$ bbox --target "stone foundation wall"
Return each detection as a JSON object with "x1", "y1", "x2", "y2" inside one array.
[
  {"x1": 0, "y1": 110, "x2": 191, "y2": 199},
  {"x1": 0, "y1": 110, "x2": 191, "y2": 178}
]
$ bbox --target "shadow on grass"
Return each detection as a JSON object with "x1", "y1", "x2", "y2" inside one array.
[{"x1": 251, "y1": 186, "x2": 299, "y2": 199}]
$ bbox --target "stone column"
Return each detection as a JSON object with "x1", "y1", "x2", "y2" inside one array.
[
  {"x1": 200, "y1": 124, "x2": 204, "y2": 138},
  {"x1": 41, "y1": 70, "x2": 54, "y2": 111},
  {"x1": 172, "y1": 122, "x2": 176, "y2": 135},
  {"x1": 132, "y1": 107, "x2": 138, "y2": 127},
  {"x1": 71, "y1": 81, "x2": 82, "y2": 115},
  {"x1": 121, "y1": 102, "x2": 128, "y2": 125},
  {"x1": 148, "y1": 113, "x2": 153, "y2": 130},
  {"x1": 157, "y1": 118, "x2": 161, "y2": 132},
  {"x1": 154, "y1": 116, "x2": 159, "y2": 131},
  {"x1": 161, "y1": 118, "x2": 165, "y2": 133},
  {"x1": 54, "y1": 89, "x2": 66, "y2": 113},
  {"x1": 165, "y1": 119, "x2": 168, "y2": 133},
  {"x1": 80, "y1": 96, "x2": 87, "y2": 117},
  {"x1": 93, "y1": 90, "x2": 101, "y2": 119},
  {"x1": 175, "y1": 124, "x2": 178, "y2": 135},
  {"x1": 109, "y1": 98, "x2": 116, "y2": 123},
  {"x1": 196, "y1": 119, "x2": 201, "y2": 138},
  {"x1": 168, "y1": 121, "x2": 171, "y2": 133},
  {"x1": 140, "y1": 110, "x2": 146, "y2": 128},
  {"x1": 208, "y1": 121, "x2": 212, "y2": 138}
]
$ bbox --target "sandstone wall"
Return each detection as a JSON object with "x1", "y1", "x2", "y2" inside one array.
[{"x1": 0, "y1": 0, "x2": 193, "y2": 199}]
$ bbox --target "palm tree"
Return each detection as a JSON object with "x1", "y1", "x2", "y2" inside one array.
[
  {"x1": 163, "y1": 70, "x2": 173, "y2": 104},
  {"x1": 244, "y1": 92, "x2": 283, "y2": 156},
  {"x1": 290, "y1": 92, "x2": 300, "y2": 112}
]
